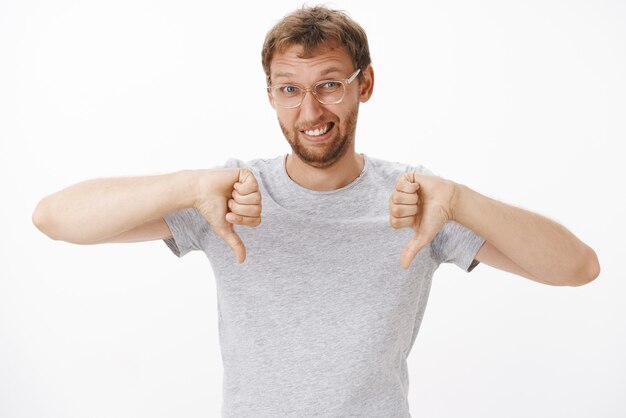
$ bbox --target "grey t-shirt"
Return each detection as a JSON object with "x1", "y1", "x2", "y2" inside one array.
[{"x1": 164, "y1": 153, "x2": 485, "y2": 418}]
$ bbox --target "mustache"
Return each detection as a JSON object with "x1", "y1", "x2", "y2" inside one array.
[{"x1": 296, "y1": 118, "x2": 335, "y2": 131}]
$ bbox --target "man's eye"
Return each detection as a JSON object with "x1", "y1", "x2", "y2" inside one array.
[
  {"x1": 280, "y1": 85, "x2": 299, "y2": 95},
  {"x1": 319, "y1": 81, "x2": 340, "y2": 91}
]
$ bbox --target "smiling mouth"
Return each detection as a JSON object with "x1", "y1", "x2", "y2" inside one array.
[{"x1": 301, "y1": 122, "x2": 334, "y2": 137}]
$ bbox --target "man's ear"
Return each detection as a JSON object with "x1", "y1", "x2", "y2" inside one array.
[
  {"x1": 266, "y1": 75, "x2": 276, "y2": 109},
  {"x1": 359, "y1": 64, "x2": 374, "y2": 103}
]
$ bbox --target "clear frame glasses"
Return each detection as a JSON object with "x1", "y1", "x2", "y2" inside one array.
[{"x1": 267, "y1": 68, "x2": 361, "y2": 109}]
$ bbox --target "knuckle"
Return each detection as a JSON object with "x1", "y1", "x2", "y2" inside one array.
[
  {"x1": 242, "y1": 169, "x2": 258, "y2": 185},
  {"x1": 390, "y1": 206, "x2": 403, "y2": 217},
  {"x1": 214, "y1": 227, "x2": 230, "y2": 238}
]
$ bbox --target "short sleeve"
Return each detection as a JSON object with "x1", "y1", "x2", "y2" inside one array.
[
  {"x1": 405, "y1": 164, "x2": 485, "y2": 272},
  {"x1": 431, "y1": 221, "x2": 486, "y2": 273},
  {"x1": 163, "y1": 208, "x2": 211, "y2": 257},
  {"x1": 162, "y1": 157, "x2": 246, "y2": 258}
]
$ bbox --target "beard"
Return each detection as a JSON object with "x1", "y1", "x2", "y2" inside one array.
[{"x1": 278, "y1": 107, "x2": 358, "y2": 169}]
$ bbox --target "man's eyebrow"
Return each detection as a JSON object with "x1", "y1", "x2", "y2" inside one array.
[
  {"x1": 273, "y1": 72, "x2": 294, "y2": 81},
  {"x1": 319, "y1": 67, "x2": 344, "y2": 77},
  {"x1": 272, "y1": 67, "x2": 346, "y2": 81}
]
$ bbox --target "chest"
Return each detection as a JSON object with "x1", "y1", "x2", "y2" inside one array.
[{"x1": 204, "y1": 212, "x2": 438, "y2": 347}]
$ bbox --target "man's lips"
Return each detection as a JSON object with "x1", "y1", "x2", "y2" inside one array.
[{"x1": 299, "y1": 122, "x2": 334, "y2": 142}]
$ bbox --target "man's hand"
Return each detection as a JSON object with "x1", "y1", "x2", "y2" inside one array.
[
  {"x1": 389, "y1": 172, "x2": 457, "y2": 269},
  {"x1": 194, "y1": 168, "x2": 262, "y2": 263}
]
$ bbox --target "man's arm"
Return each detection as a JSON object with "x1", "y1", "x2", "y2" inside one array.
[
  {"x1": 32, "y1": 171, "x2": 197, "y2": 244},
  {"x1": 453, "y1": 185, "x2": 600, "y2": 286},
  {"x1": 32, "y1": 168, "x2": 262, "y2": 262},
  {"x1": 389, "y1": 173, "x2": 600, "y2": 286}
]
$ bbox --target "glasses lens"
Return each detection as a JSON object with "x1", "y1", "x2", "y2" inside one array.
[
  {"x1": 314, "y1": 81, "x2": 345, "y2": 104},
  {"x1": 272, "y1": 85, "x2": 302, "y2": 108}
]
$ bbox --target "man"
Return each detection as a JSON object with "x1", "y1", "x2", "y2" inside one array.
[{"x1": 32, "y1": 6, "x2": 599, "y2": 417}]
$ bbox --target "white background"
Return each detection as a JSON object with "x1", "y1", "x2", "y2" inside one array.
[{"x1": 1, "y1": 0, "x2": 625, "y2": 417}]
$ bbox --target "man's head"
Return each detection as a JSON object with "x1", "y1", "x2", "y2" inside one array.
[{"x1": 262, "y1": 6, "x2": 374, "y2": 169}]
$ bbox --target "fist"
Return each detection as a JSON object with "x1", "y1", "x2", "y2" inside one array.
[
  {"x1": 389, "y1": 172, "x2": 456, "y2": 269},
  {"x1": 194, "y1": 168, "x2": 262, "y2": 263}
]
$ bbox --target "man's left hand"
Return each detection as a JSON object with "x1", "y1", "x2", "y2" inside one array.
[{"x1": 389, "y1": 172, "x2": 458, "y2": 269}]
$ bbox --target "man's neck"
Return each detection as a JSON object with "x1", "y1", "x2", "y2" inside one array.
[{"x1": 285, "y1": 151, "x2": 365, "y2": 192}]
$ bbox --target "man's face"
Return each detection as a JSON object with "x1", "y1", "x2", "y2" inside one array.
[{"x1": 268, "y1": 44, "x2": 373, "y2": 169}]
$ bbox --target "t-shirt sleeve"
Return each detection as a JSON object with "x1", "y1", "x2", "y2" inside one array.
[
  {"x1": 161, "y1": 157, "x2": 245, "y2": 258},
  {"x1": 406, "y1": 163, "x2": 485, "y2": 273},
  {"x1": 163, "y1": 208, "x2": 211, "y2": 257},
  {"x1": 431, "y1": 221, "x2": 486, "y2": 272}
]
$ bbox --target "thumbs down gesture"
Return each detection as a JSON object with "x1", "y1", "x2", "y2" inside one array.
[{"x1": 389, "y1": 172, "x2": 457, "y2": 269}]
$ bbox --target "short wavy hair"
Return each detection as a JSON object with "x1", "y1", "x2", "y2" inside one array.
[{"x1": 261, "y1": 6, "x2": 371, "y2": 84}]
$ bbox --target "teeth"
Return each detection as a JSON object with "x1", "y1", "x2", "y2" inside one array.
[{"x1": 304, "y1": 123, "x2": 330, "y2": 137}]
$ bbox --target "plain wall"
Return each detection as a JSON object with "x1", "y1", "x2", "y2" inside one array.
[{"x1": 1, "y1": 0, "x2": 624, "y2": 417}]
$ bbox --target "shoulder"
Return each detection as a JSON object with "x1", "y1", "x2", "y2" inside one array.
[
  {"x1": 365, "y1": 154, "x2": 435, "y2": 180},
  {"x1": 222, "y1": 155, "x2": 283, "y2": 173},
  {"x1": 220, "y1": 155, "x2": 285, "y2": 192}
]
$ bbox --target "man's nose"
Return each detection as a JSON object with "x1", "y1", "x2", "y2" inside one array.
[{"x1": 298, "y1": 90, "x2": 324, "y2": 123}]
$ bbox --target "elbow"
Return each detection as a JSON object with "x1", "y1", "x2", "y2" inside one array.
[
  {"x1": 568, "y1": 246, "x2": 601, "y2": 287},
  {"x1": 33, "y1": 196, "x2": 102, "y2": 245},
  {"x1": 32, "y1": 197, "x2": 62, "y2": 241}
]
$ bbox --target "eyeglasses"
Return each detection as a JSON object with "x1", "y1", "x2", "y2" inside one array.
[{"x1": 267, "y1": 68, "x2": 361, "y2": 109}]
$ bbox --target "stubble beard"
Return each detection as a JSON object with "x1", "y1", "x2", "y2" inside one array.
[{"x1": 279, "y1": 107, "x2": 358, "y2": 169}]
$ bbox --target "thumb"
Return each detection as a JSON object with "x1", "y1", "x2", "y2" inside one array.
[
  {"x1": 213, "y1": 222, "x2": 246, "y2": 263},
  {"x1": 237, "y1": 168, "x2": 259, "y2": 194},
  {"x1": 400, "y1": 232, "x2": 429, "y2": 270}
]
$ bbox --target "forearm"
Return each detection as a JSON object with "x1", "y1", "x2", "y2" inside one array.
[
  {"x1": 33, "y1": 170, "x2": 199, "y2": 244},
  {"x1": 452, "y1": 184, "x2": 600, "y2": 285}
]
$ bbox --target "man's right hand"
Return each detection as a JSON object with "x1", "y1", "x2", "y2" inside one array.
[{"x1": 194, "y1": 168, "x2": 262, "y2": 263}]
